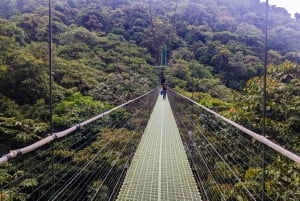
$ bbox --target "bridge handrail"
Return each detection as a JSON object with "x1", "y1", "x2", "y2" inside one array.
[
  {"x1": 0, "y1": 89, "x2": 156, "y2": 165},
  {"x1": 171, "y1": 88, "x2": 300, "y2": 164}
]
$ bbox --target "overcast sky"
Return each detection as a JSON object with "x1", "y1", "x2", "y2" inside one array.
[{"x1": 261, "y1": 0, "x2": 300, "y2": 17}]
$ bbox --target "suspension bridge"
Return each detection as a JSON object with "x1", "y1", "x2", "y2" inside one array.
[
  {"x1": 1, "y1": 0, "x2": 300, "y2": 200},
  {"x1": 0, "y1": 88, "x2": 299, "y2": 201}
]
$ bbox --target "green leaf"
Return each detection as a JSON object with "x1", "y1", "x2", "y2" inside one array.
[
  {"x1": 0, "y1": 64, "x2": 7, "y2": 78},
  {"x1": 20, "y1": 178, "x2": 38, "y2": 188}
]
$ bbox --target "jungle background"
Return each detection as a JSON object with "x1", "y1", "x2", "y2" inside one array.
[{"x1": 0, "y1": 0, "x2": 299, "y2": 200}]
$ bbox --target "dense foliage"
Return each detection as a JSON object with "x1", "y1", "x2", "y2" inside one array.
[{"x1": 0, "y1": 0, "x2": 300, "y2": 200}]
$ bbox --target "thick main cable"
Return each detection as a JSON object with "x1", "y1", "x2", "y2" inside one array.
[
  {"x1": 0, "y1": 89, "x2": 156, "y2": 164},
  {"x1": 169, "y1": 88, "x2": 300, "y2": 164}
]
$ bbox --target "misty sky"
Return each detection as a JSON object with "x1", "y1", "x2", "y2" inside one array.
[{"x1": 261, "y1": 0, "x2": 300, "y2": 17}]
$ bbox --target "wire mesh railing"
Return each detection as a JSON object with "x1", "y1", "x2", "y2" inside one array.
[
  {"x1": 0, "y1": 88, "x2": 159, "y2": 201},
  {"x1": 168, "y1": 89, "x2": 300, "y2": 201}
]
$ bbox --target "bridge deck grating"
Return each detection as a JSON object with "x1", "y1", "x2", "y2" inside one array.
[{"x1": 117, "y1": 95, "x2": 201, "y2": 201}]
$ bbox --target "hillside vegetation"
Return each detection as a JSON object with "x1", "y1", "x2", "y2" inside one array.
[
  {"x1": 1, "y1": 0, "x2": 300, "y2": 200},
  {"x1": 1, "y1": 0, "x2": 299, "y2": 152}
]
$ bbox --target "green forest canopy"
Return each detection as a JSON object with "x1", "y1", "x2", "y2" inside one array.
[
  {"x1": 0, "y1": 0, "x2": 299, "y2": 156},
  {"x1": 0, "y1": 0, "x2": 300, "y2": 200}
]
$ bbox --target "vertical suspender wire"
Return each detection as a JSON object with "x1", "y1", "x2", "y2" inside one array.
[
  {"x1": 262, "y1": 0, "x2": 269, "y2": 200},
  {"x1": 191, "y1": 44, "x2": 195, "y2": 120},
  {"x1": 173, "y1": 0, "x2": 178, "y2": 35},
  {"x1": 148, "y1": 1, "x2": 160, "y2": 87},
  {"x1": 192, "y1": 43, "x2": 196, "y2": 101},
  {"x1": 148, "y1": 1, "x2": 156, "y2": 65},
  {"x1": 48, "y1": 0, "x2": 54, "y2": 196},
  {"x1": 128, "y1": 41, "x2": 131, "y2": 101}
]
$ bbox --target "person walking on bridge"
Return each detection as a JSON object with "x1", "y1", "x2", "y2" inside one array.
[{"x1": 161, "y1": 78, "x2": 168, "y2": 100}]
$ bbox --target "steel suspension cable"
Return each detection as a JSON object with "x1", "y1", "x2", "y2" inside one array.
[
  {"x1": 170, "y1": 88, "x2": 300, "y2": 164},
  {"x1": 172, "y1": 96, "x2": 255, "y2": 199},
  {"x1": 170, "y1": 90, "x2": 293, "y2": 200},
  {"x1": 48, "y1": 0, "x2": 55, "y2": 196},
  {"x1": 196, "y1": 113, "x2": 263, "y2": 173},
  {"x1": 82, "y1": 105, "x2": 148, "y2": 200},
  {"x1": 171, "y1": 93, "x2": 259, "y2": 199},
  {"x1": 50, "y1": 120, "x2": 134, "y2": 200},
  {"x1": 49, "y1": 98, "x2": 151, "y2": 200},
  {"x1": 48, "y1": 0, "x2": 53, "y2": 138},
  {"x1": 173, "y1": 106, "x2": 210, "y2": 200},
  {"x1": 34, "y1": 132, "x2": 101, "y2": 200},
  {"x1": 1, "y1": 92, "x2": 156, "y2": 199},
  {"x1": 169, "y1": 94, "x2": 220, "y2": 197},
  {"x1": 173, "y1": 0, "x2": 178, "y2": 34},
  {"x1": 175, "y1": 107, "x2": 222, "y2": 200},
  {"x1": 21, "y1": 129, "x2": 100, "y2": 200},
  {"x1": 59, "y1": 116, "x2": 141, "y2": 201},
  {"x1": 128, "y1": 41, "x2": 131, "y2": 100},
  {"x1": 262, "y1": 0, "x2": 269, "y2": 199},
  {"x1": 89, "y1": 132, "x2": 134, "y2": 201},
  {"x1": 4, "y1": 95, "x2": 157, "y2": 200},
  {"x1": 0, "y1": 89, "x2": 155, "y2": 164}
]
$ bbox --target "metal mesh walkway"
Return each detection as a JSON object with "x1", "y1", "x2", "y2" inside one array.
[{"x1": 117, "y1": 95, "x2": 201, "y2": 200}]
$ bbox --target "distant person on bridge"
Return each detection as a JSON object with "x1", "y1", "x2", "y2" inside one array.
[{"x1": 160, "y1": 78, "x2": 167, "y2": 100}]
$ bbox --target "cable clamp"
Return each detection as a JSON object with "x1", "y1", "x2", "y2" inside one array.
[{"x1": 52, "y1": 133, "x2": 58, "y2": 140}]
